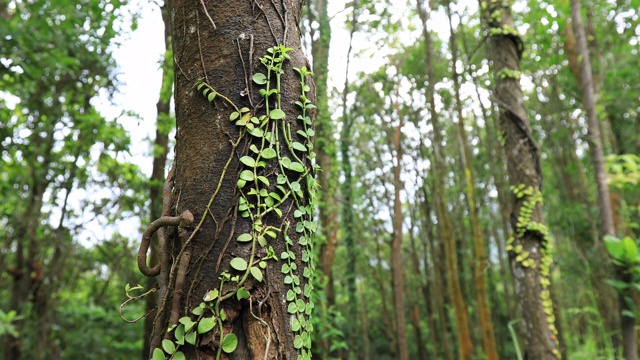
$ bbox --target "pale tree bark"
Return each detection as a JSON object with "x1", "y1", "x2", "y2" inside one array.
[
  {"x1": 144, "y1": 1, "x2": 316, "y2": 359},
  {"x1": 483, "y1": 0, "x2": 561, "y2": 358},
  {"x1": 446, "y1": 4, "x2": 498, "y2": 359},
  {"x1": 569, "y1": 1, "x2": 636, "y2": 359}
]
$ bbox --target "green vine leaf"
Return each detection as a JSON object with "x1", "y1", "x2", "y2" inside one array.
[
  {"x1": 198, "y1": 317, "x2": 216, "y2": 334},
  {"x1": 237, "y1": 288, "x2": 251, "y2": 300},
  {"x1": 174, "y1": 352, "x2": 186, "y2": 360},
  {"x1": 175, "y1": 324, "x2": 185, "y2": 345},
  {"x1": 237, "y1": 233, "x2": 252, "y2": 242},
  {"x1": 252, "y1": 73, "x2": 267, "y2": 85},
  {"x1": 230, "y1": 257, "x2": 248, "y2": 271},
  {"x1": 270, "y1": 108, "x2": 286, "y2": 120},
  {"x1": 222, "y1": 333, "x2": 238, "y2": 353},
  {"x1": 240, "y1": 156, "x2": 256, "y2": 168},
  {"x1": 261, "y1": 148, "x2": 277, "y2": 159},
  {"x1": 152, "y1": 348, "x2": 165, "y2": 360},
  {"x1": 250, "y1": 266, "x2": 263, "y2": 282},
  {"x1": 185, "y1": 330, "x2": 197, "y2": 345},
  {"x1": 292, "y1": 142, "x2": 307, "y2": 152},
  {"x1": 288, "y1": 162, "x2": 305, "y2": 173},
  {"x1": 239, "y1": 170, "x2": 254, "y2": 181},
  {"x1": 162, "y1": 339, "x2": 176, "y2": 354}
]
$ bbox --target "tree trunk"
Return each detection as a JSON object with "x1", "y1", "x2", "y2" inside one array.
[
  {"x1": 569, "y1": 1, "x2": 635, "y2": 358},
  {"x1": 483, "y1": 1, "x2": 561, "y2": 358},
  {"x1": 142, "y1": 3, "x2": 173, "y2": 360},
  {"x1": 339, "y1": 6, "x2": 360, "y2": 358},
  {"x1": 446, "y1": 4, "x2": 498, "y2": 359},
  {"x1": 146, "y1": 1, "x2": 316, "y2": 359},
  {"x1": 416, "y1": 0, "x2": 474, "y2": 358},
  {"x1": 391, "y1": 95, "x2": 409, "y2": 360}
]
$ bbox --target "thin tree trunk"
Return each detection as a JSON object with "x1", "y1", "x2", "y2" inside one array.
[
  {"x1": 416, "y1": 0, "x2": 474, "y2": 358},
  {"x1": 142, "y1": 3, "x2": 173, "y2": 359},
  {"x1": 339, "y1": 5, "x2": 360, "y2": 359},
  {"x1": 569, "y1": 1, "x2": 635, "y2": 358},
  {"x1": 483, "y1": 1, "x2": 561, "y2": 358},
  {"x1": 391, "y1": 94, "x2": 409, "y2": 360},
  {"x1": 358, "y1": 281, "x2": 371, "y2": 360},
  {"x1": 446, "y1": 4, "x2": 498, "y2": 359},
  {"x1": 147, "y1": 1, "x2": 315, "y2": 358}
]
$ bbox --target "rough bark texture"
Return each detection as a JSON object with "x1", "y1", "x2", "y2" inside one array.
[
  {"x1": 569, "y1": 1, "x2": 635, "y2": 359},
  {"x1": 149, "y1": 1, "x2": 315, "y2": 358},
  {"x1": 446, "y1": 3, "x2": 498, "y2": 359},
  {"x1": 484, "y1": 1, "x2": 561, "y2": 358}
]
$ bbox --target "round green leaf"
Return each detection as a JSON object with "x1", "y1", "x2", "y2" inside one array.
[
  {"x1": 270, "y1": 108, "x2": 286, "y2": 120},
  {"x1": 237, "y1": 233, "x2": 252, "y2": 242},
  {"x1": 162, "y1": 339, "x2": 176, "y2": 354},
  {"x1": 152, "y1": 348, "x2": 166, "y2": 360},
  {"x1": 185, "y1": 330, "x2": 197, "y2": 345},
  {"x1": 240, "y1": 156, "x2": 256, "y2": 167},
  {"x1": 250, "y1": 266, "x2": 263, "y2": 282},
  {"x1": 292, "y1": 142, "x2": 307, "y2": 152},
  {"x1": 230, "y1": 257, "x2": 248, "y2": 271},
  {"x1": 237, "y1": 288, "x2": 251, "y2": 300},
  {"x1": 198, "y1": 317, "x2": 216, "y2": 334},
  {"x1": 252, "y1": 73, "x2": 267, "y2": 85},
  {"x1": 222, "y1": 333, "x2": 238, "y2": 353},
  {"x1": 174, "y1": 351, "x2": 186, "y2": 360},
  {"x1": 239, "y1": 170, "x2": 254, "y2": 181},
  {"x1": 261, "y1": 148, "x2": 277, "y2": 159},
  {"x1": 288, "y1": 162, "x2": 305, "y2": 172}
]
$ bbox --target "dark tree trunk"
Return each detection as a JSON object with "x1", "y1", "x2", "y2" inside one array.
[
  {"x1": 483, "y1": 1, "x2": 561, "y2": 359},
  {"x1": 145, "y1": 1, "x2": 316, "y2": 359}
]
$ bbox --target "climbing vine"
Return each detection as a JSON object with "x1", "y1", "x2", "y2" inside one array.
[
  {"x1": 145, "y1": 44, "x2": 317, "y2": 360},
  {"x1": 505, "y1": 184, "x2": 560, "y2": 358}
]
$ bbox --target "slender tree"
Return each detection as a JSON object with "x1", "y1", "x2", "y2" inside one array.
[
  {"x1": 446, "y1": 4, "x2": 499, "y2": 359},
  {"x1": 390, "y1": 87, "x2": 409, "y2": 360},
  {"x1": 483, "y1": 0, "x2": 561, "y2": 358},
  {"x1": 569, "y1": 1, "x2": 636, "y2": 358},
  {"x1": 142, "y1": 3, "x2": 174, "y2": 359},
  {"x1": 416, "y1": 0, "x2": 474, "y2": 358},
  {"x1": 141, "y1": 1, "x2": 317, "y2": 358}
]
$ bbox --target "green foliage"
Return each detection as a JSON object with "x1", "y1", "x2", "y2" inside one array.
[{"x1": 161, "y1": 44, "x2": 318, "y2": 360}]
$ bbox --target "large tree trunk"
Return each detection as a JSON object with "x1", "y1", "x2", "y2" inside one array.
[
  {"x1": 145, "y1": 1, "x2": 316, "y2": 359},
  {"x1": 446, "y1": 4, "x2": 498, "y2": 359},
  {"x1": 142, "y1": 3, "x2": 173, "y2": 359},
  {"x1": 569, "y1": 1, "x2": 635, "y2": 358},
  {"x1": 483, "y1": 1, "x2": 561, "y2": 358}
]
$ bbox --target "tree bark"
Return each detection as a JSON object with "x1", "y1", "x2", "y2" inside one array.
[
  {"x1": 147, "y1": 1, "x2": 316, "y2": 358},
  {"x1": 484, "y1": 1, "x2": 561, "y2": 358}
]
